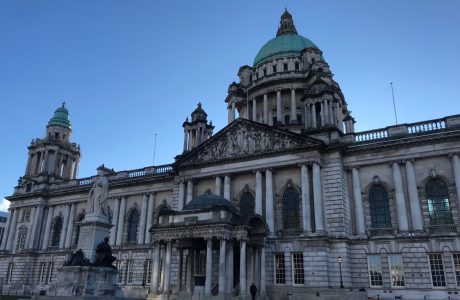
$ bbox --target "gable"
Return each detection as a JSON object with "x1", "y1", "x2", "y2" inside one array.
[{"x1": 176, "y1": 119, "x2": 323, "y2": 169}]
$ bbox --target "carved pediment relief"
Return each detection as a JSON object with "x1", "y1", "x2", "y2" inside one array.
[{"x1": 177, "y1": 119, "x2": 322, "y2": 167}]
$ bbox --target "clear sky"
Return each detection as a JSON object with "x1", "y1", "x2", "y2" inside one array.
[{"x1": 1, "y1": 0, "x2": 459, "y2": 211}]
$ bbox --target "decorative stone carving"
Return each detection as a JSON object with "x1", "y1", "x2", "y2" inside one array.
[{"x1": 87, "y1": 168, "x2": 109, "y2": 216}]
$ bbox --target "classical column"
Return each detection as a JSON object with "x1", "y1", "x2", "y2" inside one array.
[
  {"x1": 163, "y1": 242, "x2": 172, "y2": 294},
  {"x1": 41, "y1": 206, "x2": 54, "y2": 250},
  {"x1": 352, "y1": 168, "x2": 365, "y2": 235},
  {"x1": 145, "y1": 193, "x2": 155, "y2": 244},
  {"x1": 228, "y1": 106, "x2": 232, "y2": 123},
  {"x1": 324, "y1": 101, "x2": 330, "y2": 125},
  {"x1": 116, "y1": 196, "x2": 127, "y2": 246},
  {"x1": 110, "y1": 198, "x2": 120, "y2": 246},
  {"x1": 219, "y1": 239, "x2": 226, "y2": 294},
  {"x1": 59, "y1": 204, "x2": 71, "y2": 249},
  {"x1": 186, "y1": 181, "x2": 194, "y2": 204},
  {"x1": 290, "y1": 88, "x2": 296, "y2": 123},
  {"x1": 320, "y1": 102, "x2": 325, "y2": 127},
  {"x1": 0, "y1": 208, "x2": 13, "y2": 250},
  {"x1": 252, "y1": 98, "x2": 257, "y2": 121},
  {"x1": 186, "y1": 249, "x2": 193, "y2": 293},
  {"x1": 239, "y1": 240, "x2": 247, "y2": 295},
  {"x1": 226, "y1": 241, "x2": 234, "y2": 293},
  {"x1": 194, "y1": 128, "x2": 200, "y2": 147},
  {"x1": 311, "y1": 103, "x2": 317, "y2": 129},
  {"x1": 260, "y1": 246, "x2": 266, "y2": 296},
  {"x1": 300, "y1": 164, "x2": 312, "y2": 232},
  {"x1": 276, "y1": 90, "x2": 282, "y2": 123},
  {"x1": 265, "y1": 169, "x2": 274, "y2": 233},
  {"x1": 205, "y1": 238, "x2": 213, "y2": 295},
  {"x1": 231, "y1": 102, "x2": 236, "y2": 122},
  {"x1": 392, "y1": 162, "x2": 409, "y2": 232},
  {"x1": 64, "y1": 204, "x2": 76, "y2": 248},
  {"x1": 151, "y1": 243, "x2": 161, "y2": 293},
  {"x1": 255, "y1": 171, "x2": 263, "y2": 215},
  {"x1": 183, "y1": 128, "x2": 188, "y2": 151},
  {"x1": 138, "y1": 194, "x2": 149, "y2": 244},
  {"x1": 263, "y1": 94, "x2": 268, "y2": 124},
  {"x1": 405, "y1": 160, "x2": 423, "y2": 231},
  {"x1": 6, "y1": 208, "x2": 19, "y2": 251},
  {"x1": 187, "y1": 129, "x2": 192, "y2": 151},
  {"x1": 313, "y1": 163, "x2": 325, "y2": 233},
  {"x1": 177, "y1": 181, "x2": 185, "y2": 210},
  {"x1": 215, "y1": 176, "x2": 222, "y2": 196},
  {"x1": 305, "y1": 104, "x2": 310, "y2": 129},
  {"x1": 42, "y1": 150, "x2": 49, "y2": 173},
  {"x1": 452, "y1": 154, "x2": 460, "y2": 211},
  {"x1": 224, "y1": 175, "x2": 231, "y2": 200},
  {"x1": 25, "y1": 206, "x2": 36, "y2": 248}
]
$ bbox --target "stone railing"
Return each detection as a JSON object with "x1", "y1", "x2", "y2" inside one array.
[
  {"x1": 77, "y1": 177, "x2": 93, "y2": 186},
  {"x1": 346, "y1": 114, "x2": 460, "y2": 143},
  {"x1": 128, "y1": 168, "x2": 145, "y2": 178},
  {"x1": 427, "y1": 224, "x2": 458, "y2": 236},
  {"x1": 368, "y1": 227, "x2": 396, "y2": 237},
  {"x1": 277, "y1": 229, "x2": 303, "y2": 238}
]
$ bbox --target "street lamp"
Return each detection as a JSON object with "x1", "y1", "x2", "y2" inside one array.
[{"x1": 337, "y1": 256, "x2": 344, "y2": 288}]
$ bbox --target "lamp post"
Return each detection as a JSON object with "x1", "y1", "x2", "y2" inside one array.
[{"x1": 337, "y1": 256, "x2": 344, "y2": 288}]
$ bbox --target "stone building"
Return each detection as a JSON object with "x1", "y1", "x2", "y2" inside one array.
[{"x1": 2, "y1": 9, "x2": 460, "y2": 300}]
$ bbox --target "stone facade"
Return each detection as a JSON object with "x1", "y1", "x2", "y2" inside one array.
[{"x1": 1, "y1": 9, "x2": 460, "y2": 300}]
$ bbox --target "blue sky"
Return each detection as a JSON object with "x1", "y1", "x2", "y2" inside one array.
[{"x1": 1, "y1": 0, "x2": 459, "y2": 211}]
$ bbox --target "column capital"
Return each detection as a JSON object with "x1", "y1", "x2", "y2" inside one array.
[
  {"x1": 345, "y1": 165, "x2": 360, "y2": 172},
  {"x1": 389, "y1": 159, "x2": 406, "y2": 166},
  {"x1": 449, "y1": 152, "x2": 460, "y2": 158}
]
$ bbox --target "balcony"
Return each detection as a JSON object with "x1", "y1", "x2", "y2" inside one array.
[
  {"x1": 368, "y1": 227, "x2": 396, "y2": 237},
  {"x1": 427, "y1": 224, "x2": 458, "y2": 236}
]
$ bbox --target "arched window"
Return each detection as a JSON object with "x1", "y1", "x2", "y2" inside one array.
[
  {"x1": 426, "y1": 179, "x2": 453, "y2": 225},
  {"x1": 51, "y1": 217, "x2": 63, "y2": 247},
  {"x1": 74, "y1": 214, "x2": 85, "y2": 246},
  {"x1": 127, "y1": 210, "x2": 139, "y2": 242},
  {"x1": 240, "y1": 192, "x2": 255, "y2": 216},
  {"x1": 283, "y1": 187, "x2": 299, "y2": 229},
  {"x1": 369, "y1": 185, "x2": 392, "y2": 228}
]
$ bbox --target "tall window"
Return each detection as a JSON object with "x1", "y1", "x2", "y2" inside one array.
[
  {"x1": 428, "y1": 253, "x2": 446, "y2": 287},
  {"x1": 369, "y1": 185, "x2": 392, "y2": 228},
  {"x1": 127, "y1": 260, "x2": 133, "y2": 284},
  {"x1": 292, "y1": 253, "x2": 304, "y2": 285},
  {"x1": 16, "y1": 231, "x2": 26, "y2": 251},
  {"x1": 240, "y1": 192, "x2": 255, "y2": 216},
  {"x1": 117, "y1": 261, "x2": 124, "y2": 283},
  {"x1": 39, "y1": 263, "x2": 47, "y2": 284},
  {"x1": 274, "y1": 253, "x2": 286, "y2": 284},
  {"x1": 127, "y1": 210, "x2": 139, "y2": 242},
  {"x1": 6, "y1": 262, "x2": 14, "y2": 283},
  {"x1": 388, "y1": 254, "x2": 405, "y2": 287},
  {"x1": 143, "y1": 259, "x2": 152, "y2": 285},
  {"x1": 283, "y1": 187, "x2": 299, "y2": 229},
  {"x1": 47, "y1": 262, "x2": 54, "y2": 284},
  {"x1": 74, "y1": 214, "x2": 85, "y2": 246},
  {"x1": 453, "y1": 254, "x2": 460, "y2": 287},
  {"x1": 368, "y1": 255, "x2": 383, "y2": 287},
  {"x1": 51, "y1": 217, "x2": 63, "y2": 247},
  {"x1": 195, "y1": 250, "x2": 206, "y2": 276},
  {"x1": 426, "y1": 179, "x2": 453, "y2": 225}
]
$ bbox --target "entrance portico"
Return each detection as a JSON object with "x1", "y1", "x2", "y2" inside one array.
[{"x1": 149, "y1": 191, "x2": 267, "y2": 299}]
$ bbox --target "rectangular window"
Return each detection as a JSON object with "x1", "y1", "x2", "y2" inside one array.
[
  {"x1": 6, "y1": 262, "x2": 13, "y2": 283},
  {"x1": 0, "y1": 227, "x2": 4, "y2": 246},
  {"x1": 47, "y1": 262, "x2": 54, "y2": 284},
  {"x1": 195, "y1": 250, "x2": 206, "y2": 276},
  {"x1": 283, "y1": 63, "x2": 288, "y2": 71},
  {"x1": 429, "y1": 253, "x2": 446, "y2": 287},
  {"x1": 292, "y1": 252, "x2": 304, "y2": 285},
  {"x1": 453, "y1": 253, "x2": 460, "y2": 287},
  {"x1": 295, "y1": 62, "x2": 299, "y2": 70},
  {"x1": 275, "y1": 253, "x2": 286, "y2": 284},
  {"x1": 263, "y1": 69, "x2": 267, "y2": 76},
  {"x1": 117, "y1": 261, "x2": 123, "y2": 283},
  {"x1": 16, "y1": 232, "x2": 26, "y2": 251},
  {"x1": 39, "y1": 262, "x2": 47, "y2": 284},
  {"x1": 272, "y1": 65, "x2": 277, "y2": 73},
  {"x1": 368, "y1": 255, "x2": 383, "y2": 287},
  {"x1": 388, "y1": 254, "x2": 405, "y2": 287},
  {"x1": 127, "y1": 260, "x2": 133, "y2": 284}
]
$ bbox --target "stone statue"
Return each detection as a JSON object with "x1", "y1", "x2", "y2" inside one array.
[
  {"x1": 94, "y1": 237, "x2": 116, "y2": 268},
  {"x1": 87, "y1": 167, "x2": 109, "y2": 216}
]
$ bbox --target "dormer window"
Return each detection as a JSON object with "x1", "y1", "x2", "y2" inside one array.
[
  {"x1": 54, "y1": 132, "x2": 59, "y2": 139},
  {"x1": 273, "y1": 65, "x2": 277, "y2": 73},
  {"x1": 284, "y1": 63, "x2": 288, "y2": 71},
  {"x1": 295, "y1": 62, "x2": 299, "y2": 70},
  {"x1": 263, "y1": 68, "x2": 267, "y2": 76}
]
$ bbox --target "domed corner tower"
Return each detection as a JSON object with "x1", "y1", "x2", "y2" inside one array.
[
  {"x1": 182, "y1": 103, "x2": 215, "y2": 153},
  {"x1": 17, "y1": 103, "x2": 81, "y2": 194},
  {"x1": 225, "y1": 9, "x2": 356, "y2": 142}
]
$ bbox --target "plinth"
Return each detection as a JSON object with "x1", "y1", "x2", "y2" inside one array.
[{"x1": 77, "y1": 213, "x2": 112, "y2": 263}]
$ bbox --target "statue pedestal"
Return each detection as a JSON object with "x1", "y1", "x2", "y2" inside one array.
[
  {"x1": 77, "y1": 213, "x2": 112, "y2": 263},
  {"x1": 48, "y1": 266, "x2": 121, "y2": 298}
]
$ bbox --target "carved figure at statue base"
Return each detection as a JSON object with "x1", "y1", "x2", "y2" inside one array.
[{"x1": 94, "y1": 237, "x2": 117, "y2": 268}]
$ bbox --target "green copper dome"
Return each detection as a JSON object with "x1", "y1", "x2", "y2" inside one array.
[
  {"x1": 48, "y1": 103, "x2": 72, "y2": 130},
  {"x1": 253, "y1": 9, "x2": 318, "y2": 67},
  {"x1": 253, "y1": 34, "x2": 317, "y2": 66}
]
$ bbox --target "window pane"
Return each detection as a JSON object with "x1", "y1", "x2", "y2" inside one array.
[
  {"x1": 369, "y1": 185, "x2": 392, "y2": 228},
  {"x1": 368, "y1": 255, "x2": 383, "y2": 287},
  {"x1": 292, "y1": 253, "x2": 304, "y2": 285},
  {"x1": 453, "y1": 254, "x2": 460, "y2": 287},
  {"x1": 389, "y1": 254, "x2": 405, "y2": 287},
  {"x1": 429, "y1": 254, "x2": 446, "y2": 287},
  {"x1": 128, "y1": 210, "x2": 139, "y2": 242},
  {"x1": 283, "y1": 188, "x2": 299, "y2": 229},
  {"x1": 426, "y1": 179, "x2": 453, "y2": 225},
  {"x1": 240, "y1": 192, "x2": 255, "y2": 216},
  {"x1": 275, "y1": 253, "x2": 286, "y2": 284}
]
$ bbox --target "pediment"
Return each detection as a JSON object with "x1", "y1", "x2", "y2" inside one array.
[{"x1": 176, "y1": 119, "x2": 323, "y2": 168}]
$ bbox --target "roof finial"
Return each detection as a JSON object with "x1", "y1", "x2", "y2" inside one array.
[
  {"x1": 277, "y1": 9, "x2": 298, "y2": 36},
  {"x1": 197, "y1": 102, "x2": 202, "y2": 108},
  {"x1": 62, "y1": 100, "x2": 66, "y2": 107}
]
